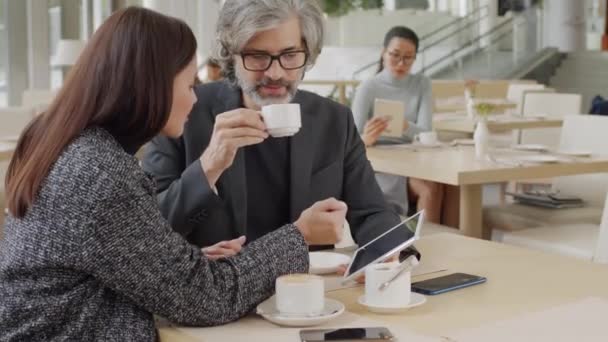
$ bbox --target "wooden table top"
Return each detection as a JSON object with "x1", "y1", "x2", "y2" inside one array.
[
  {"x1": 159, "y1": 234, "x2": 608, "y2": 341},
  {"x1": 366, "y1": 145, "x2": 608, "y2": 186},
  {"x1": 434, "y1": 98, "x2": 517, "y2": 113},
  {"x1": 433, "y1": 114, "x2": 563, "y2": 133}
]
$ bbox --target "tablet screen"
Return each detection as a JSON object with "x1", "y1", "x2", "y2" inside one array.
[{"x1": 343, "y1": 210, "x2": 424, "y2": 281}]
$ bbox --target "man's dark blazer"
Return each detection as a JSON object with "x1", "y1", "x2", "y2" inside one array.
[{"x1": 142, "y1": 81, "x2": 401, "y2": 248}]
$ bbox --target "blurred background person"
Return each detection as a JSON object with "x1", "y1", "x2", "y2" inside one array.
[
  {"x1": 204, "y1": 57, "x2": 223, "y2": 82},
  {"x1": 352, "y1": 26, "x2": 457, "y2": 226}
]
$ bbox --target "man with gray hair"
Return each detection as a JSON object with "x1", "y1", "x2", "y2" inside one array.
[{"x1": 143, "y1": 0, "x2": 413, "y2": 259}]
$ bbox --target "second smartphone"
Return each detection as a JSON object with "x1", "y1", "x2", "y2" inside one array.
[{"x1": 411, "y1": 272, "x2": 486, "y2": 295}]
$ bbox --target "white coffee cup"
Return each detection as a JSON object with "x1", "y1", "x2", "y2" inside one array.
[
  {"x1": 414, "y1": 131, "x2": 438, "y2": 145},
  {"x1": 364, "y1": 262, "x2": 411, "y2": 308},
  {"x1": 275, "y1": 274, "x2": 324, "y2": 316},
  {"x1": 261, "y1": 103, "x2": 302, "y2": 138}
]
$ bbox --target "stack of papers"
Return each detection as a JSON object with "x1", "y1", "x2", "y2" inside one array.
[{"x1": 507, "y1": 191, "x2": 584, "y2": 209}]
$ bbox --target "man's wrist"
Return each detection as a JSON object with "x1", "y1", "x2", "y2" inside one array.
[
  {"x1": 293, "y1": 219, "x2": 310, "y2": 244},
  {"x1": 200, "y1": 158, "x2": 222, "y2": 187}
]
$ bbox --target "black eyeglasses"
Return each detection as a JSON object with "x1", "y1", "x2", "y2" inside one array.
[
  {"x1": 239, "y1": 50, "x2": 308, "y2": 72},
  {"x1": 387, "y1": 51, "x2": 416, "y2": 65}
]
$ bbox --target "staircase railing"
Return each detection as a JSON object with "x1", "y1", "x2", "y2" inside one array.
[
  {"x1": 312, "y1": 6, "x2": 529, "y2": 103},
  {"x1": 419, "y1": 16, "x2": 514, "y2": 75},
  {"x1": 351, "y1": 5, "x2": 491, "y2": 80}
]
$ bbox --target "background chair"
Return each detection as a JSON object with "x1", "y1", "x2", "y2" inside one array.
[
  {"x1": 473, "y1": 80, "x2": 510, "y2": 99},
  {"x1": 497, "y1": 191, "x2": 608, "y2": 263},
  {"x1": 519, "y1": 92, "x2": 583, "y2": 150},
  {"x1": 506, "y1": 83, "x2": 547, "y2": 115},
  {"x1": 486, "y1": 115, "x2": 608, "y2": 235},
  {"x1": 488, "y1": 85, "x2": 553, "y2": 151},
  {"x1": 431, "y1": 80, "x2": 466, "y2": 112}
]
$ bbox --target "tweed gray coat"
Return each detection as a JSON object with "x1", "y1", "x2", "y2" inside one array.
[{"x1": 0, "y1": 128, "x2": 308, "y2": 341}]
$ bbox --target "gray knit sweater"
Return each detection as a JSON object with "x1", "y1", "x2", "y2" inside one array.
[
  {"x1": 0, "y1": 128, "x2": 309, "y2": 341},
  {"x1": 350, "y1": 70, "x2": 433, "y2": 215}
]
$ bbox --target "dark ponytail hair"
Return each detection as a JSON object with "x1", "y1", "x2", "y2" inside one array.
[{"x1": 377, "y1": 26, "x2": 419, "y2": 73}]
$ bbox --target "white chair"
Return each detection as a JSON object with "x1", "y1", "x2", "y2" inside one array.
[
  {"x1": 497, "y1": 191, "x2": 608, "y2": 263},
  {"x1": 519, "y1": 92, "x2": 583, "y2": 150},
  {"x1": 0, "y1": 106, "x2": 36, "y2": 139},
  {"x1": 485, "y1": 115, "x2": 608, "y2": 233},
  {"x1": 474, "y1": 80, "x2": 510, "y2": 99},
  {"x1": 431, "y1": 80, "x2": 465, "y2": 112},
  {"x1": 506, "y1": 83, "x2": 546, "y2": 115}
]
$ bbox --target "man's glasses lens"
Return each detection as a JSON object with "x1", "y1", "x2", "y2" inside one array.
[{"x1": 242, "y1": 51, "x2": 308, "y2": 71}]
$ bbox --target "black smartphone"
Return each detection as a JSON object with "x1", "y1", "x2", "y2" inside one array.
[
  {"x1": 300, "y1": 327, "x2": 395, "y2": 342},
  {"x1": 411, "y1": 272, "x2": 486, "y2": 295}
]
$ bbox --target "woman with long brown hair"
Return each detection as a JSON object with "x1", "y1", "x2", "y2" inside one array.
[{"x1": 0, "y1": 7, "x2": 346, "y2": 340}]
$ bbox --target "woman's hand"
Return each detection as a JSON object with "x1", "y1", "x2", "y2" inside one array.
[
  {"x1": 201, "y1": 236, "x2": 247, "y2": 260},
  {"x1": 361, "y1": 116, "x2": 390, "y2": 147}
]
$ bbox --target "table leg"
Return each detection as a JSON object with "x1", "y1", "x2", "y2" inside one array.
[
  {"x1": 459, "y1": 184, "x2": 485, "y2": 239},
  {"x1": 338, "y1": 85, "x2": 346, "y2": 105}
]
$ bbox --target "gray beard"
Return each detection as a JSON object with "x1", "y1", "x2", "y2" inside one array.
[{"x1": 235, "y1": 68, "x2": 300, "y2": 107}]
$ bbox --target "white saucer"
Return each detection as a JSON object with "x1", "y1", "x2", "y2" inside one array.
[
  {"x1": 256, "y1": 296, "x2": 345, "y2": 327},
  {"x1": 412, "y1": 142, "x2": 442, "y2": 148},
  {"x1": 511, "y1": 144, "x2": 549, "y2": 152},
  {"x1": 309, "y1": 252, "x2": 351, "y2": 275},
  {"x1": 515, "y1": 155, "x2": 560, "y2": 163},
  {"x1": 357, "y1": 292, "x2": 426, "y2": 314}
]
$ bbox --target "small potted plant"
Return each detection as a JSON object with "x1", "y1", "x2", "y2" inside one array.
[{"x1": 472, "y1": 102, "x2": 496, "y2": 160}]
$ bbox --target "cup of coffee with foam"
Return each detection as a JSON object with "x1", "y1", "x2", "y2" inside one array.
[
  {"x1": 275, "y1": 274, "x2": 324, "y2": 316},
  {"x1": 261, "y1": 103, "x2": 301, "y2": 138}
]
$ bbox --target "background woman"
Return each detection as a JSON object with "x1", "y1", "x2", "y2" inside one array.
[{"x1": 352, "y1": 26, "x2": 450, "y2": 224}]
